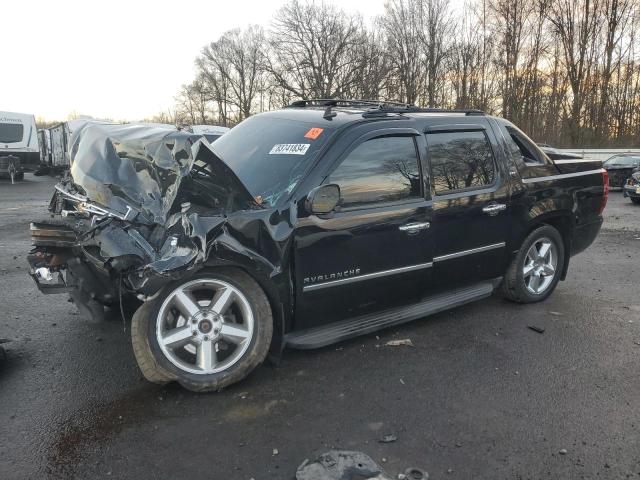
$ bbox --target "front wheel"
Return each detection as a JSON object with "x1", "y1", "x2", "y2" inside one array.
[
  {"x1": 131, "y1": 268, "x2": 273, "y2": 392},
  {"x1": 501, "y1": 225, "x2": 565, "y2": 303}
]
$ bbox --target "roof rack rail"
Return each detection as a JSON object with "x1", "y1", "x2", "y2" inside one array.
[{"x1": 287, "y1": 99, "x2": 485, "y2": 118}]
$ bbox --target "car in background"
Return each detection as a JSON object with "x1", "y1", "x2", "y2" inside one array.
[
  {"x1": 186, "y1": 124, "x2": 230, "y2": 143},
  {"x1": 603, "y1": 154, "x2": 640, "y2": 189},
  {"x1": 623, "y1": 170, "x2": 640, "y2": 204}
]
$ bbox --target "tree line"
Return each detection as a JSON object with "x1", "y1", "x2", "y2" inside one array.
[{"x1": 155, "y1": 0, "x2": 640, "y2": 148}]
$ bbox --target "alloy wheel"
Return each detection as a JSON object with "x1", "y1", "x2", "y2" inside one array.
[
  {"x1": 523, "y1": 237, "x2": 558, "y2": 295},
  {"x1": 156, "y1": 279, "x2": 254, "y2": 375}
]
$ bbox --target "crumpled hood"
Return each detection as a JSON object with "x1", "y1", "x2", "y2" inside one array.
[{"x1": 68, "y1": 123, "x2": 256, "y2": 225}]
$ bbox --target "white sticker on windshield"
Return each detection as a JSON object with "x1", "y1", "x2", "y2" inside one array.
[{"x1": 269, "y1": 143, "x2": 310, "y2": 155}]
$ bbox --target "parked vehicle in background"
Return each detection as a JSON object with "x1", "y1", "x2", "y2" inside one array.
[
  {"x1": 28, "y1": 100, "x2": 607, "y2": 392},
  {"x1": 37, "y1": 129, "x2": 52, "y2": 168},
  {"x1": 42, "y1": 120, "x2": 115, "y2": 173},
  {"x1": 623, "y1": 170, "x2": 640, "y2": 204},
  {"x1": 603, "y1": 154, "x2": 640, "y2": 189},
  {"x1": 0, "y1": 111, "x2": 40, "y2": 173},
  {"x1": 186, "y1": 124, "x2": 230, "y2": 143}
]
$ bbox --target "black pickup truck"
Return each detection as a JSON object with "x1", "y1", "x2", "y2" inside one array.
[{"x1": 28, "y1": 100, "x2": 608, "y2": 392}]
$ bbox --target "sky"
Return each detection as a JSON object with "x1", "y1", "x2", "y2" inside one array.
[{"x1": 1, "y1": 0, "x2": 395, "y2": 122}]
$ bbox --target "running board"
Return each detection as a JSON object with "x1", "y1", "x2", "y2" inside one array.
[{"x1": 285, "y1": 280, "x2": 499, "y2": 349}]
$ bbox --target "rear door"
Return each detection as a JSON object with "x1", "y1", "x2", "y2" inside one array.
[
  {"x1": 294, "y1": 128, "x2": 435, "y2": 331},
  {"x1": 424, "y1": 121, "x2": 511, "y2": 288}
]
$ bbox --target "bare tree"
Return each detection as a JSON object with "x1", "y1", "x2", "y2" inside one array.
[
  {"x1": 159, "y1": 0, "x2": 640, "y2": 148},
  {"x1": 268, "y1": 1, "x2": 366, "y2": 98}
]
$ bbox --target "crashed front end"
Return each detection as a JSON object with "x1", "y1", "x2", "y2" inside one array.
[{"x1": 28, "y1": 123, "x2": 257, "y2": 314}]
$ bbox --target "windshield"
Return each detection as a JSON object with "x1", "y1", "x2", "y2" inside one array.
[
  {"x1": 0, "y1": 123, "x2": 23, "y2": 143},
  {"x1": 211, "y1": 115, "x2": 334, "y2": 206},
  {"x1": 604, "y1": 156, "x2": 640, "y2": 166}
]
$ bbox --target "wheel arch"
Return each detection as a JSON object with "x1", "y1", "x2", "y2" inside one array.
[
  {"x1": 519, "y1": 212, "x2": 573, "y2": 280},
  {"x1": 200, "y1": 261, "x2": 289, "y2": 362}
]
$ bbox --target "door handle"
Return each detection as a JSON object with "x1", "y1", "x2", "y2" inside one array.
[
  {"x1": 482, "y1": 203, "x2": 507, "y2": 216},
  {"x1": 399, "y1": 222, "x2": 430, "y2": 234}
]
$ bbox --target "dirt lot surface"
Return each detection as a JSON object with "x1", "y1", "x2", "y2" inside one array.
[{"x1": 0, "y1": 175, "x2": 639, "y2": 479}]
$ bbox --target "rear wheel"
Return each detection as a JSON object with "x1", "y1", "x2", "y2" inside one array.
[
  {"x1": 131, "y1": 268, "x2": 272, "y2": 392},
  {"x1": 631, "y1": 197, "x2": 640, "y2": 204},
  {"x1": 502, "y1": 225, "x2": 565, "y2": 303}
]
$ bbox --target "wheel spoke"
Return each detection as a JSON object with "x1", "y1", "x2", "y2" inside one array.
[
  {"x1": 196, "y1": 339, "x2": 216, "y2": 371},
  {"x1": 538, "y1": 242, "x2": 551, "y2": 260},
  {"x1": 542, "y1": 264, "x2": 555, "y2": 276},
  {"x1": 528, "y1": 274, "x2": 541, "y2": 292},
  {"x1": 210, "y1": 287, "x2": 234, "y2": 315},
  {"x1": 161, "y1": 325, "x2": 193, "y2": 348},
  {"x1": 220, "y1": 323, "x2": 250, "y2": 344},
  {"x1": 173, "y1": 290, "x2": 200, "y2": 318},
  {"x1": 523, "y1": 264, "x2": 535, "y2": 277}
]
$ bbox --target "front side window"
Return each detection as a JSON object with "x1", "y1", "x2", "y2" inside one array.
[
  {"x1": 427, "y1": 131, "x2": 496, "y2": 194},
  {"x1": 328, "y1": 136, "x2": 421, "y2": 208},
  {"x1": 0, "y1": 123, "x2": 23, "y2": 143}
]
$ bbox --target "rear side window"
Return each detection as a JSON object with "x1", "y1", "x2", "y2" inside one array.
[
  {"x1": 328, "y1": 136, "x2": 421, "y2": 208},
  {"x1": 505, "y1": 126, "x2": 545, "y2": 165},
  {"x1": 426, "y1": 131, "x2": 496, "y2": 194},
  {"x1": 0, "y1": 123, "x2": 23, "y2": 143}
]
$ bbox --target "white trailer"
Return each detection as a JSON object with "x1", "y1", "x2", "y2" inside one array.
[{"x1": 0, "y1": 111, "x2": 40, "y2": 176}]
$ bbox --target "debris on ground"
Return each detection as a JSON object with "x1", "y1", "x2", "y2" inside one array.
[
  {"x1": 559, "y1": 448, "x2": 568, "y2": 455},
  {"x1": 386, "y1": 339, "x2": 414, "y2": 347},
  {"x1": 379, "y1": 434, "x2": 397, "y2": 443},
  {"x1": 296, "y1": 450, "x2": 393, "y2": 480},
  {"x1": 549, "y1": 311, "x2": 563, "y2": 316},
  {"x1": 273, "y1": 448, "x2": 279, "y2": 456},
  {"x1": 528, "y1": 325, "x2": 545, "y2": 334},
  {"x1": 398, "y1": 468, "x2": 429, "y2": 479}
]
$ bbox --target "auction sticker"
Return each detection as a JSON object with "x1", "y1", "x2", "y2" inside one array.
[{"x1": 269, "y1": 144, "x2": 310, "y2": 155}]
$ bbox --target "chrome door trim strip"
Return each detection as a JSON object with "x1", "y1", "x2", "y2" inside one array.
[
  {"x1": 552, "y1": 159, "x2": 601, "y2": 164},
  {"x1": 434, "y1": 242, "x2": 506, "y2": 262},
  {"x1": 521, "y1": 168, "x2": 605, "y2": 184},
  {"x1": 303, "y1": 262, "x2": 434, "y2": 292}
]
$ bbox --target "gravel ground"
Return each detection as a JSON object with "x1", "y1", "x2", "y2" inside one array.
[{"x1": 0, "y1": 175, "x2": 638, "y2": 480}]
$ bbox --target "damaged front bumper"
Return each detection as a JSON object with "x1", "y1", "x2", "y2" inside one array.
[{"x1": 28, "y1": 184, "x2": 227, "y2": 307}]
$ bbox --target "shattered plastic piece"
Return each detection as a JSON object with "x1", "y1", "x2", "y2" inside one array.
[
  {"x1": 379, "y1": 434, "x2": 397, "y2": 443},
  {"x1": 296, "y1": 450, "x2": 393, "y2": 480},
  {"x1": 385, "y1": 339, "x2": 414, "y2": 347},
  {"x1": 528, "y1": 325, "x2": 545, "y2": 334}
]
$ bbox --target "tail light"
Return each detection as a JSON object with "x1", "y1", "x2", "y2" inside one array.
[{"x1": 598, "y1": 169, "x2": 609, "y2": 215}]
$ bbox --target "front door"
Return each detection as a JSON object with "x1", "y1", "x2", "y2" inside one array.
[
  {"x1": 424, "y1": 122, "x2": 511, "y2": 289},
  {"x1": 294, "y1": 131, "x2": 434, "y2": 331}
]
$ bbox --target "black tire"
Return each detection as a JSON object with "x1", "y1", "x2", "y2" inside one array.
[
  {"x1": 501, "y1": 225, "x2": 565, "y2": 303},
  {"x1": 131, "y1": 268, "x2": 273, "y2": 392},
  {"x1": 631, "y1": 197, "x2": 640, "y2": 204}
]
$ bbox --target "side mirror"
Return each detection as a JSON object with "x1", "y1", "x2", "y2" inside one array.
[{"x1": 307, "y1": 184, "x2": 340, "y2": 215}]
